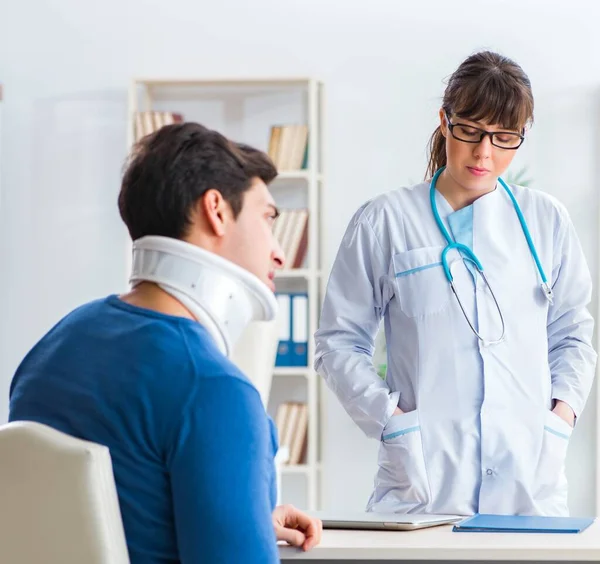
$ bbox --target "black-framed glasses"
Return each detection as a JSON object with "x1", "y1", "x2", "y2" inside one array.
[{"x1": 445, "y1": 112, "x2": 525, "y2": 150}]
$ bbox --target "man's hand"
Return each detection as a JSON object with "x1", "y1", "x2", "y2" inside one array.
[
  {"x1": 393, "y1": 407, "x2": 404, "y2": 416},
  {"x1": 272, "y1": 504, "x2": 322, "y2": 551},
  {"x1": 552, "y1": 400, "x2": 575, "y2": 428}
]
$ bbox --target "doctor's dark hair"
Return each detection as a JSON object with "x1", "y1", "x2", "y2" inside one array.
[
  {"x1": 425, "y1": 51, "x2": 534, "y2": 179},
  {"x1": 118, "y1": 122, "x2": 277, "y2": 241}
]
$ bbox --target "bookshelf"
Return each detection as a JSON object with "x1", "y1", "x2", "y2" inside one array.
[
  {"x1": 126, "y1": 77, "x2": 324, "y2": 510},
  {"x1": 0, "y1": 84, "x2": 3, "y2": 207}
]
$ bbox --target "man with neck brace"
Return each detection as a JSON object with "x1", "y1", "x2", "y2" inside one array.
[{"x1": 8, "y1": 123, "x2": 322, "y2": 563}]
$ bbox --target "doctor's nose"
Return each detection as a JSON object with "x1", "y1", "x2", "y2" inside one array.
[{"x1": 473, "y1": 135, "x2": 493, "y2": 159}]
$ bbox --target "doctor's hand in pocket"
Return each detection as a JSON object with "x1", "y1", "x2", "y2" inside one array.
[
  {"x1": 393, "y1": 407, "x2": 405, "y2": 416},
  {"x1": 272, "y1": 504, "x2": 322, "y2": 551},
  {"x1": 552, "y1": 400, "x2": 575, "y2": 428}
]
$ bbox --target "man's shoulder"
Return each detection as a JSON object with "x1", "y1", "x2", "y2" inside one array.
[{"x1": 30, "y1": 295, "x2": 261, "y2": 409}]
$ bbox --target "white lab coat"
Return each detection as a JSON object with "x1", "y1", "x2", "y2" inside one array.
[{"x1": 315, "y1": 181, "x2": 597, "y2": 516}]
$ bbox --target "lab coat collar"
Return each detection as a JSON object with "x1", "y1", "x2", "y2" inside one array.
[{"x1": 434, "y1": 183, "x2": 500, "y2": 220}]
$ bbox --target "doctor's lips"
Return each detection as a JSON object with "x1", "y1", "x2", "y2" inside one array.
[
  {"x1": 267, "y1": 271, "x2": 276, "y2": 291},
  {"x1": 467, "y1": 166, "x2": 489, "y2": 177}
]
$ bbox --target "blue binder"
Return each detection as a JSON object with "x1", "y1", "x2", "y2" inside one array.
[
  {"x1": 275, "y1": 293, "x2": 292, "y2": 367},
  {"x1": 452, "y1": 513, "x2": 595, "y2": 534},
  {"x1": 275, "y1": 292, "x2": 308, "y2": 367}
]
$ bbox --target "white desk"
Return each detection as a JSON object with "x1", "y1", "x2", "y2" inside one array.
[{"x1": 279, "y1": 520, "x2": 600, "y2": 562}]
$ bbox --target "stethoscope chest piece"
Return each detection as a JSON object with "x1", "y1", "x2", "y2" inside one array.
[{"x1": 430, "y1": 167, "x2": 552, "y2": 346}]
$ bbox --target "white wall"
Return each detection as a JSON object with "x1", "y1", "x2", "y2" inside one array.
[{"x1": 1, "y1": 0, "x2": 599, "y2": 516}]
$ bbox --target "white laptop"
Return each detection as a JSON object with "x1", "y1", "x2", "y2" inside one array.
[{"x1": 310, "y1": 511, "x2": 463, "y2": 531}]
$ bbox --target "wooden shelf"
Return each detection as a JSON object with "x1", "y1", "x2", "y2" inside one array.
[
  {"x1": 274, "y1": 171, "x2": 323, "y2": 182},
  {"x1": 275, "y1": 269, "x2": 320, "y2": 280},
  {"x1": 132, "y1": 78, "x2": 320, "y2": 102},
  {"x1": 273, "y1": 367, "x2": 313, "y2": 378},
  {"x1": 281, "y1": 463, "x2": 321, "y2": 475},
  {"x1": 134, "y1": 77, "x2": 315, "y2": 88}
]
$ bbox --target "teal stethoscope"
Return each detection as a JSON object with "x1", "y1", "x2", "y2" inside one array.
[{"x1": 430, "y1": 167, "x2": 554, "y2": 346}]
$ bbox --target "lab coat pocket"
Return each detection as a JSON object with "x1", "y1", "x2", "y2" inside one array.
[
  {"x1": 537, "y1": 410, "x2": 572, "y2": 494},
  {"x1": 393, "y1": 247, "x2": 450, "y2": 318},
  {"x1": 373, "y1": 410, "x2": 430, "y2": 508}
]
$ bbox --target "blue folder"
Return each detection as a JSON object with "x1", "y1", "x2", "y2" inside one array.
[{"x1": 452, "y1": 513, "x2": 594, "y2": 534}]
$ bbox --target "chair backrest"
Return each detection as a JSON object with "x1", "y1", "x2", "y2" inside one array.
[{"x1": 0, "y1": 421, "x2": 130, "y2": 564}]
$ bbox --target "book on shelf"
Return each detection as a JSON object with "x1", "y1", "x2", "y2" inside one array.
[
  {"x1": 134, "y1": 111, "x2": 184, "y2": 143},
  {"x1": 273, "y1": 208, "x2": 309, "y2": 270},
  {"x1": 274, "y1": 401, "x2": 309, "y2": 465},
  {"x1": 268, "y1": 125, "x2": 308, "y2": 171}
]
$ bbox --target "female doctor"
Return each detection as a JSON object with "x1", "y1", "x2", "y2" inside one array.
[{"x1": 315, "y1": 51, "x2": 597, "y2": 517}]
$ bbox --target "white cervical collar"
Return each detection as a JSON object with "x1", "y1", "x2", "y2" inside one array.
[{"x1": 129, "y1": 236, "x2": 278, "y2": 357}]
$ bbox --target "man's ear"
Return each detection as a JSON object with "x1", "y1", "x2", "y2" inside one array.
[{"x1": 199, "y1": 189, "x2": 232, "y2": 237}]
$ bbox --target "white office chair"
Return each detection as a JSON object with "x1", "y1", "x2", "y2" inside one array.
[{"x1": 0, "y1": 421, "x2": 130, "y2": 564}]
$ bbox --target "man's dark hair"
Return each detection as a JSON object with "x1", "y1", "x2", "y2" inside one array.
[{"x1": 118, "y1": 122, "x2": 278, "y2": 241}]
